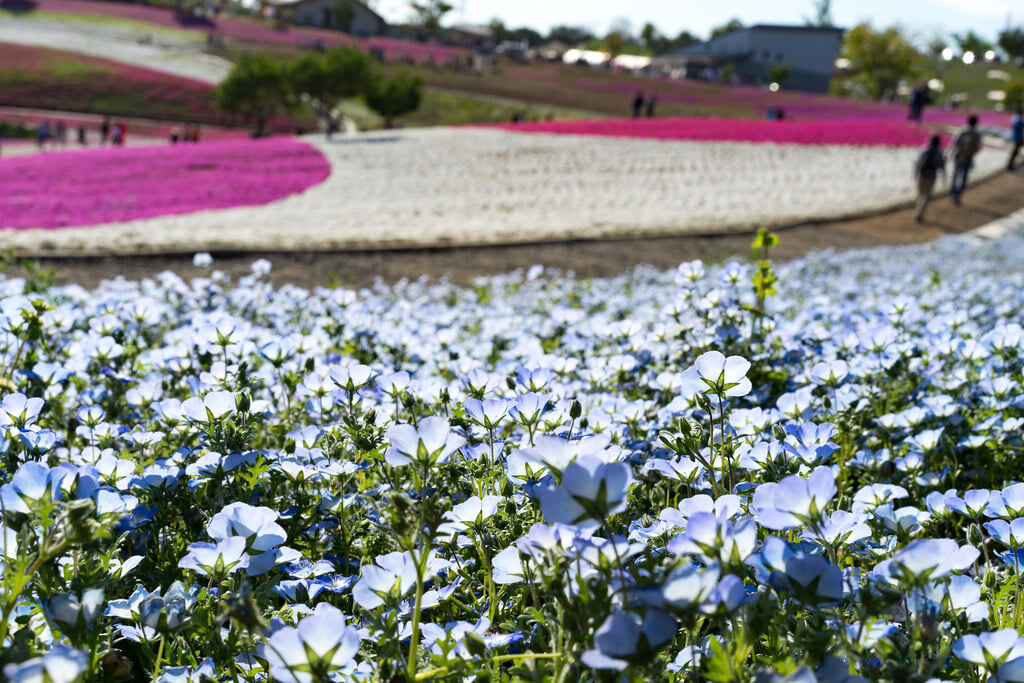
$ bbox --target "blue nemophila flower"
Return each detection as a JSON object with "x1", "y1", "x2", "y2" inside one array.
[
  {"x1": 178, "y1": 537, "x2": 250, "y2": 578},
  {"x1": 888, "y1": 538, "x2": 979, "y2": 585},
  {"x1": 328, "y1": 362, "x2": 374, "y2": 393},
  {"x1": 748, "y1": 537, "x2": 843, "y2": 607},
  {"x1": 491, "y1": 545, "x2": 527, "y2": 585},
  {"x1": 661, "y1": 562, "x2": 721, "y2": 611},
  {"x1": 43, "y1": 588, "x2": 104, "y2": 632},
  {"x1": 181, "y1": 390, "x2": 236, "y2": 424},
  {"x1": 385, "y1": 416, "x2": 465, "y2": 467},
  {"x1": 680, "y1": 350, "x2": 752, "y2": 398},
  {"x1": 808, "y1": 359, "x2": 849, "y2": 386},
  {"x1": 701, "y1": 574, "x2": 750, "y2": 615},
  {"x1": 996, "y1": 549, "x2": 1024, "y2": 574},
  {"x1": 801, "y1": 510, "x2": 871, "y2": 549},
  {"x1": 851, "y1": 483, "x2": 909, "y2": 514},
  {"x1": 508, "y1": 434, "x2": 622, "y2": 481},
  {"x1": 420, "y1": 616, "x2": 522, "y2": 660},
  {"x1": 581, "y1": 609, "x2": 677, "y2": 671},
  {"x1": 106, "y1": 581, "x2": 197, "y2": 637},
  {"x1": 667, "y1": 513, "x2": 757, "y2": 565},
  {"x1": 953, "y1": 629, "x2": 1024, "y2": 674},
  {"x1": 207, "y1": 502, "x2": 291, "y2": 575},
  {"x1": 2, "y1": 643, "x2": 87, "y2": 683},
  {"x1": 155, "y1": 657, "x2": 216, "y2": 683},
  {"x1": 352, "y1": 551, "x2": 450, "y2": 610},
  {"x1": 537, "y1": 455, "x2": 633, "y2": 529},
  {"x1": 463, "y1": 398, "x2": 508, "y2": 431},
  {"x1": 914, "y1": 574, "x2": 989, "y2": 623},
  {"x1": 516, "y1": 367, "x2": 556, "y2": 392},
  {"x1": 751, "y1": 466, "x2": 836, "y2": 530},
  {"x1": 261, "y1": 602, "x2": 362, "y2": 683},
  {"x1": 0, "y1": 392, "x2": 44, "y2": 429},
  {"x1": 985, "y1": 518, "x2": 1024, "y2": 549},
  {"x1": 75, "y1": 404, "x2": 106, "y2": 428},
  {"x1": 987, "y1": 483, "x2": 1024, "y2": 518},
  {"x1": 0, "y1": 461, "x2": 68, "y2": 514},
  {"x1": 782, "y1": 423, "x2": 839, "y2": 468},
  {"x1": 946, "y1": 489, "x2": 993, "y2": 517}
]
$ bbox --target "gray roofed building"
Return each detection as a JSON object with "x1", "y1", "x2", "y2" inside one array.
[
  {"x1": 268, "y1": 0, "x2": 386, "y2": 36},
  {"x1": 652, "y1": 24, "x2": 844, "y2": 93}
]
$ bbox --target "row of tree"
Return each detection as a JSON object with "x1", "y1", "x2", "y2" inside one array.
[
  {"x1": 214, "y1": 48, "x2": 422, "y2": 136},
  {"x1": 837, "y1": 23, "x2": 1024, "y2": 105}
]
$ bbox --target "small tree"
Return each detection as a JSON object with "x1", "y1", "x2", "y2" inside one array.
[
  {"x1": 287, "y1": 47, "x2": 373, "y2": 134},
  {"x1": 953, "y1": 30, "x2": 994, "y2": 58},
  {"x1": 999, "y1": 27, "x2": 1024, "y2": 62},
  {"x1": 710, "y1": 18, "x2": 743, "y2": 40},
  {"x1": 839, "y1": 23, "x2": 921, "y2": 100},
  {"x1": 410, "y1": 0, "x2": 452, "y2": 37},
  {"x1": 365, "y1": 72, "x2": 422, "y2": 128},
  {"x1": 766, "y1": 62, "x2": 790, "y2": 87},
  {"x1": 214, "y1": 52, "x2": 288, "y2": 137},
  {"x1": 805, "y1": 0, "x2": 833, "y2": 27},
  {"x1": 333, "y1": 0, "x2": 355, "y2": 31},
  {"x1": 1006, "y1": 80, "x2": 1024, "y2": 109}
]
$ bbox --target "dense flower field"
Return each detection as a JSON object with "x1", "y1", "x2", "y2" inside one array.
[
  {"x1": 3, "y1": 219, "x2": 1024, "y2": 681},
  {"x1": 0, "y1": 42, "x2": 223, "y2": 125},
  {"x1": 572, "y1": 76, "x2": 1014, "y2": 129},
  {"x1": 493, "y1": 117, "x2": 944, "y2": 147},
  {"x1": 0, "y1": 138, "x2": 330, "y2": 229},
  {"x1": 25, "y1": 0, "x2": 470, "y2": 64}
]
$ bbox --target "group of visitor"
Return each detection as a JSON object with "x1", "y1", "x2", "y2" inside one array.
[
  {"x1": 631, "y1": 91, "x2": 657, "y2": 118},
  {"x1": 35, "y1": 116, "x2": 128, "y2": 150},
  {"x1": 35, "y1": 120, "x2": 80, "y2": 149},
  {"x1": 99, "y1": 116, "x2": 128, "y2": 146},
  {"x1": 912, "y1": 108, "x2": 1024, "y2": 222},
  {"x1": 170, "y1": 124, "x2": 202, "y2": 144}
]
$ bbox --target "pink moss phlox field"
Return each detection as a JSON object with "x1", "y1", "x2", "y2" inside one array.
[
  {"x1": 33, "y1": 0, "x2": 469, "y2": 64},
  {"x1": 0, "y1": 137, "x2": 330, "y2": 230},
  {"x1": 491, "y1": 117, "x2": 952, "y2": 147}
]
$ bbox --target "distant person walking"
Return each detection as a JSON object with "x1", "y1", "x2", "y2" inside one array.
[
  {"x1": 913, "y1": 134, "x2": 946, "y2": 222},
  {"x1": 55, "y1": 120, "x2": 68, "y2": 147},
  {"x1": 1008, "y1": 106, "x2": 1023, "y2": 171},
  {"x1": 100, "y1": 115, "x2": 111, "y2": 145},
  {"x1": 908, "y1": 84, "x2": 930, "y2": 122},
  {"x1": 646, "y1": 96, "x2": 657, "y2": 118},
  {"x1": 111, "y1": 122, "x2": 125, "y2": 146},
  {"x1": 632, "y1": 90, "x2": 644, "y2": 118},
  {"x1": 77, "y1": 125, "x2": 87, "y2": 146},
  {"x1": 950, "y1": 114, "x2": 981, "y2": 204},
  {"x1": 36, "y1": 120, "x2": 51, "y2": 150}
]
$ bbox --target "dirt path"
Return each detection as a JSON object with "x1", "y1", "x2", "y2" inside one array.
[{"x1": 16, "y1": 168, "x2": 1024, "y2": 290}]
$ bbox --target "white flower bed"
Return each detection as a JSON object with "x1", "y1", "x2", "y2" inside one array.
[{"x1": 2, "y1": 128, "x2": 1007, "y2": 254}]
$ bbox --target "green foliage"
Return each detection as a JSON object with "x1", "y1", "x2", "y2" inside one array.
[
  {"x1": 709, "y1": 18, "x2": 744, "y2": 40},
  {"x1": 805, "y1": 0, "x2": 834, "y2": 28},
  {"x1": 332, "y1": 0, "x2": 355, "y2": 31},
  {"x1": 1000, "y1": 27, "x2": 1024, "y2": 61},
  {"x1": 839, "y1": 23, "x2": 921, "y2": 99},
  {"x1": 766, "y1": 62, "x2": 791, "y2": 87},
  {"x1": 0, "y1": 121, "x2": 35, "y2": 139},
  {"x1": 213, "y1": 52, "x2": 288, "y2": 137},
  {"x1": 285, "y1": 46, "x2": 373, "y2": 123},
  {"x1": 364, "y1": 71, "x2": 423, "y2": 128},
  {"x1": 1006, "y1": 79, "x2": 1024, "y2": 109},
  {"x1": 410, "y1": 0, "x2": 452, "y2": 36},
  {"x1": 953, "y1": 30, "x2": 994, "y2": 58}
]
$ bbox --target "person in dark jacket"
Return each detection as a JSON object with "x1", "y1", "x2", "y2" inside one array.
[{"x1": 913, "y1": 134, "x2": 946, "y2": 222}]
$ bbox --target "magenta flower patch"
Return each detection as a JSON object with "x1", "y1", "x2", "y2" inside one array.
[
  {"x1": 490, "y1": 117, "x2": 948, "y2": 147},
  {"x1": 0, "y1": 138, "x2": 330, "y2": 229}
]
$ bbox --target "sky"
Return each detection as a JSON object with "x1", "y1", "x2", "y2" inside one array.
[{"x1": 372, "y1": 0, "x2": 1019, "y2": 43}]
